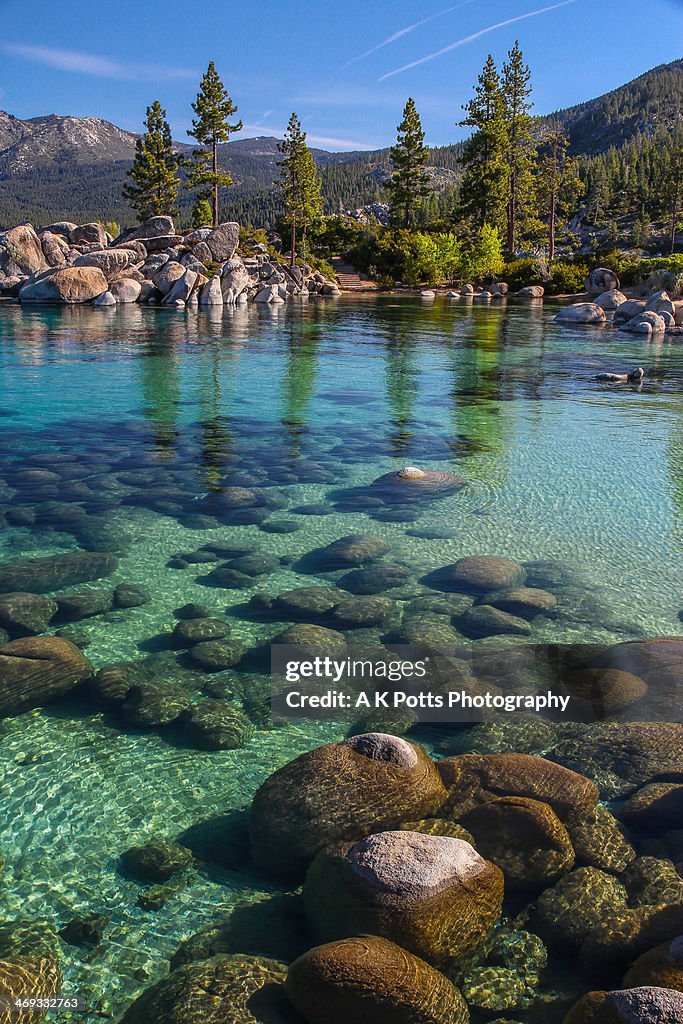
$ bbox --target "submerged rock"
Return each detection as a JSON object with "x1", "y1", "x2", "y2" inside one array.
[
  {"x1": 534, "y1": 867, "x2": 629, "y2": 946},
  {"x1": 0, "y1": 636, "x2": 92, "y2": 715},
  {"x1": 0, "y1": 593, "x2": 57, "y2": 636},
  {"x1": 0, "y1": 957, "x2": 62, "y2": 1023},
  {"x1": 250, "y1": 733, "x2": 447, "y2": 878},
  {"x1": 120, "y1": 954, "x2": 296, "y2": 1024},
  {"x1": 303, "y1": 830, "x2": 503, "y2": 964},
  {"x1": 564, "y1": 986, "x2": 683, "y2": 1024},
  {"x1": 442, "y1": 556, "x2": 526, "y2": 594},
  {"x1": 120, "y1": 840, "x2": 193, "y2": 883},
  {"x1": 0, "y1": 551, "x2": 118, "y2": 594},
  {"x1": 623, "y1": 936, "x2": 683, "y2": 990},
  {"x1": 184, "y1": 700, "x2": 255, "y2": 750}
]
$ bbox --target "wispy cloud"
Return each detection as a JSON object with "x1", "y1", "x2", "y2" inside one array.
[
  {"x1": 341, "y1": 1, "x2": 476, "y2": 70},
  {"x1": 237, "y1": 123, "x2": 377, "y2": 151},
  {"x1": 2, "y1": 43, "x2": 197, "y2": 81},
  {"x1": 379, "y1": 0, "x2": 579, "y2": 80}
]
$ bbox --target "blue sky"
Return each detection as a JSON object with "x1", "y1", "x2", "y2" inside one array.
[{"x1": 0, "y1": 0, "x2": 681, "y2": 150}]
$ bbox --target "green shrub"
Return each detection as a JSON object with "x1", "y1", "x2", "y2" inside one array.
[
  {"x1": 547, "y1": 261, "x2": 590, "y2": 294},
  {"x1": 504, "y1": 258, "x2": 544, "y2": 290},
  {"x1": 462, "y1": 224, "x2": 504, "y2": 281}
]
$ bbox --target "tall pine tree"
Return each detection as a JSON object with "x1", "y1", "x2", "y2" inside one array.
[
  {"x1": 386, "y1": 98, "x2": 431, "y2": 229},
  {"x1": 276, "y1": 113, "x2": 323, "y2": 265},
  {"x1": 536, "y1": 129, "x2": 584, "y2": 259},
  {"x1": 458, "y1": 56, "x2": 508, "y2": 234},
  {"x1": 187, "y1": 62, "x2": 242, "y2": 227},
  {"x1": 502, "y1": 41, "x2": 537, "y2": 253},
  {"x1": 123, "y1": 100, "x2": 182, "y2": 221}
]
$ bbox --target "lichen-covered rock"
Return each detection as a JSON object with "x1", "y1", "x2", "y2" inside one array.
[
  {"x1": 566, "y1": 804, "x2": 636, "y2": 873},
  {"x1": 623, "y1": 936, "x2": 683, "y2": 991},
  {"x1": 444, "y1": 557, "x2": 526, "y2": 594},
  {"x1": 563, "y1": 986, "x2": 683, "y2": 1024},
  {"x1": 250, "y1": 734, "x2": 447, "y2": 878},
  {"x1": 461, "y1": 967, "x2": 527, "y2": 1012},
  {"x1": 303, "y1": 831, "x2": 503, "y2": 964},
  {"x1": 121, "y1": 839, "x2": 193, "y2": 882},
  {"x1": 438, "y1": 753, "x2": 599, "y2": 821},
  {"x1": 459, "y1": 796, "x2": 574, "y2": 890},
  {"x1": 0, "y1": 551, "x2": 117, "y2": 594},
  {"x1": 0, "y1": 957, "x2": 62, "y2": 1024},
  {"x1": 535, "y1": 867, "x2": 629, "y2": 947},
  {"x1": 120, "y1": 954, "x2": 297, "y2": 1024},
  {"x1": 285, "y1": 937, "x2": 469, "y2": 1024},
  {"x1": 0, "y1": 636, "x2": 92, "y2": 715}
]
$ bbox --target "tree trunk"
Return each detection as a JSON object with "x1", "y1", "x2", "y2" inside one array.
[
  {"x1": 549, "y1": 186, "x2": 557, "y2": 261},
  {"x1": 212, "y1": 139, "x2": 219, "y2": 228},
  {"x1": 507, "y1": 184, "x2": 516, "y2": 254},
  {"x1": 291, "y1": 218, "x2": 297, "y2": 268},
  {"x1": 671, "y1": 183, "x2": 679, "y2": 256}
]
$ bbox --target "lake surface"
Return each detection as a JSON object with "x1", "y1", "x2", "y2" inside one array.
[{"x1": 0, "y1": 294, "x2": 682, "y2": 1021}]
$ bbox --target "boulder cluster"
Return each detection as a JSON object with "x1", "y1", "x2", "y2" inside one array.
[
  {"x1": 555, "y1": 267, "x2": 683, "y2": 335},
  {"x1": 0, "y1": 216, "x2": 342, "y2": 307},
  {"x1": 113, "y1": 729, "x2": 683, "y2": 1023}
]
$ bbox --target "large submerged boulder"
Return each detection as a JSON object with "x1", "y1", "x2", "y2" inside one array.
[
  {"x1": 249, "y1": 734, "x2": 447, "y2": 878},
  {"x1": 0, "y1": 636, "x2": 92, "y2": 715},
  {"x1": 285, "y1": 937, "x2": 469, "y2": 1024},
  {"x1": 0, "y1": 552, "x2": 118, "y2": 594},
  {"x1": 303, "y1": 830, "x2": 503, "y2": 964}
]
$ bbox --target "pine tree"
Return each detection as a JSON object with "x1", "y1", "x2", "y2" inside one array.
[
  {"x1": 536, "y1": 129, "x2": 584, "y2": 259},
  {"x1": 191, "y1": 193, "x2": 213, "y2": 229},
  {"x1": 660, "y1": 127, "x2": 683, "y2": 253},
  {"x1": 458, "y1": 56, "x2": 509, "y2": 234},
  {"x1": 386, "y1": 98, "x2": 431, "y2": 229},
  {"x1": 187, "y1": 61, "x2": 242, "y2": 227},
  {"x1": 276, "y1": 113, "x2": 323, "y2": 265},
  {"x1": 502, "y1": 41, "x2": 537, "y2": 252},
  {"x1": 123, "y1": 100, "x2": 182, "y2": 220}
]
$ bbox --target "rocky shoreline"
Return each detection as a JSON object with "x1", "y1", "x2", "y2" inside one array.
[{"x1": 0, "y1": 216, "x2": 341, "y2": 307}]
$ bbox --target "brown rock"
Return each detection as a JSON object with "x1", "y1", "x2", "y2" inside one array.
[
  {"x1": 20, "y1": 267, "x2": 108, "y2": 303},
  {"x1": 0, "y1": 636, "x2": 92, "y2": 715},
  {"x1": 446, "y1": 556, "x2": 525, "y2": 594},
  {"x1": 250, "y1": 734, "x2": 447, "y2": 878},
  {"x1": 303, "y1": 830, "x2": 503, "y2": 963},
  {"x1": 563, "y1": 986, "x2": 683, "y2": 1023},
  {"x1": 285, "y1": 937, "x2": 469, "y2": 1024},
  {"x1": 459, "y1": 796, "x2": 574, "y2": 890},
  {"x1": 623, "y1": 935, "x2": 683, "y2": 991},
  {"x1": 438, "y1": 752, "x2": 599, "y2": 821}
]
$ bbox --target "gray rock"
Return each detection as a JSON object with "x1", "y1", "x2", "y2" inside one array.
[
  {"x1": 0, "y1": 224, "x2": 48, "y2": 277},
  {"x1": 586, "y1": 267, "x2": 620, "y2": 296},
  {"x1": 221, "y1": 259, "x2": 251, "y2": 302},
  {"x1": 207, "y1": 222, "x2": 240, "y2": 261},
  {"x1": 461, "y1": 604, "x2": 532, "y2": 638},
  {"x1": 73, "y1": 249, "x2": 136, "y2": 277},
  {"x1": 152, "y1": 262, "x2": 185, "y2": 296},
  {"x1": 40, "y1": 230, "x2": 70, "y2": 268},
  {"x1": 199, "y1": 275, "x2": 223, "y2": 305},
  {"x1": 139, "y1": 235, "x2": 185, "y2": 253},
  {"x1": 115, "y1": 216, "x2": 175, "y2": 245},
  {"x1": 614, "y1": 299, "x2": 647, "y2": 323},
  {"x1": 20, "y1": 266, "x2": 108, "y2": 304},
  {"x1": 621, "y1": 310, "x2": 666, "y2": 334},
  {"x1": 162, "y1": 269, "x2": 197, "y2": 305},
  {"x1": 110, "y1": 279, "x2": 142, "y2": 303},
  {"x1": 519, "y1": 285, "x2": 544, "y2": 298},
  {"x1": 554, "y1": 302, "x2": 606, "y2": 324},
  {"x1": 56, "y1": 590, "x2": 114, "y2": 621},
  {"x1": 70, "y1": 222, "x2": 108, "y2": 247},
  {"x1": 92, "y1": 291, "x2": 116, "y2": 307},
  {"x1": 41, "y1": 221, "x2": 78, "y2": 238},
  {"x1": 594, "y1": 288, "x2": 627, "y2": 309}
]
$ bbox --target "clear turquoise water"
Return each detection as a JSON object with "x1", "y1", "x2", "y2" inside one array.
[{"x1": 1, "y1": 294, "x2": 683, "y2": 1019}]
